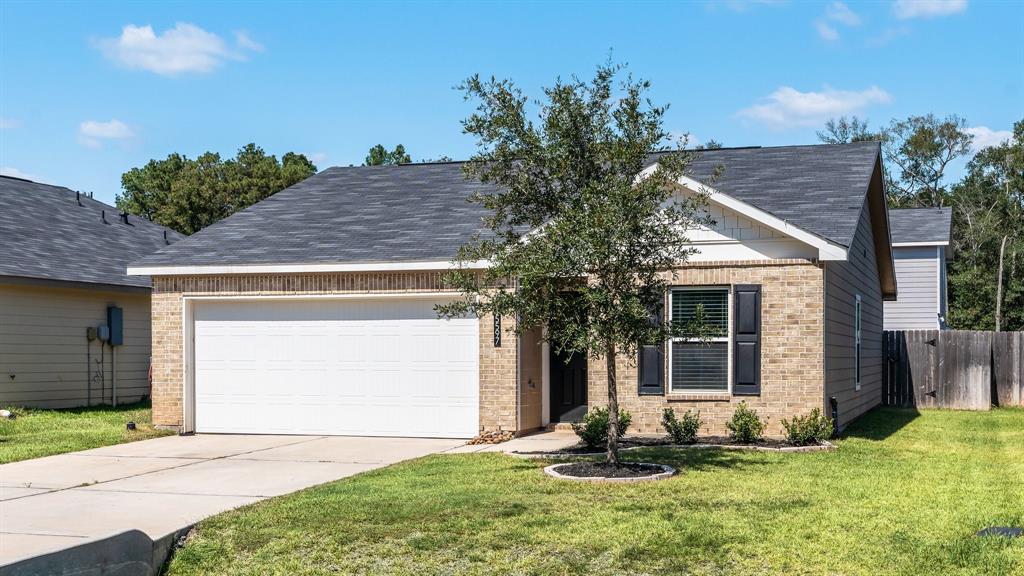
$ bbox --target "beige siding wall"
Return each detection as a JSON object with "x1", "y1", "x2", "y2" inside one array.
[
  {"x1": 150, "y1": 273, "x2": 518, "y2": 433},
  {"x1": 586, "y1": 260, "x2": 826, "y2": 438},
  {"x1": 824, "y1": 201, "x2": 884, "y2": 429},
  {"x1": 0, "y1": 283, "x2": 151, "y2": 408}
]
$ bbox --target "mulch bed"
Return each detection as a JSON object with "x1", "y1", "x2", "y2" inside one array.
[
  {"x1": 552, "y1": 461, "x2": 668, "y2": 479},
  {"x1": 517, "y1": 435, "x2": 827, "y2": 455}
]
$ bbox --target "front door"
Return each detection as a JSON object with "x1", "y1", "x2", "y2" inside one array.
[{"x1": 550, "y1": 348, "x2": 587, "y2": 422}]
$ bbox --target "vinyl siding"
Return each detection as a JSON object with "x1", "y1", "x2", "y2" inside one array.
[
  {"x1": 0, "y1": 283, "x2": 152, "y2": 408},
  {"x1": 824, "y1": 200, "x2": 884, "y2": 429},
  {"x1": 883, "y1": 246, "x2": 941, "y2": 330}
]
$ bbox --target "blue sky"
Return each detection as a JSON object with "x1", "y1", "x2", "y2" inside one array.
[{"x1": 1, "y1": 0, "x2": 1021, "y2": 205}]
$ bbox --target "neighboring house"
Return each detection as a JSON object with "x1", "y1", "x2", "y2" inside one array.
[
  {"x1": 129, "y1": 141, "x2": 896, "y2": 438},
  {"x1": 0, "y1": 175, "x2": 184, "y2": 408},
  {"x1": 884, "y1": 208, "x2": 953, "y2": 331}
]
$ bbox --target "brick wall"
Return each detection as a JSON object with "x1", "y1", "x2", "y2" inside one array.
[
  {"x1": 586, "y1": 260, "x2": 826, "y2": 438},
  {"x1": 149, "y1": 272, "x2": 516, "y2": 433}
]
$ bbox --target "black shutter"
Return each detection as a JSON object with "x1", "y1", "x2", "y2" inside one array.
[
  {"x1": 638, "y1": 300, "x2": 665, "y2": 395},
  {"x1": 733, "y1": 284, "x2": 761, "y2": 395}
]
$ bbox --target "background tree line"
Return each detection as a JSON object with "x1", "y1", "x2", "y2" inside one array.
[
  {"x1": 116, "y1": 117, "x2": 1021, "y2": 332},
  {"x1": 819, "y1": 115, "x2": 1023, "y2": 332}
]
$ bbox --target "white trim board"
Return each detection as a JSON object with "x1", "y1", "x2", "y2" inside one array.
[
  {"x1": 892, "y1": 241, "x2": 950, "y2": 247},
  {"x1": 128, "y1": 259, "x2": 490, "y2": 276}
]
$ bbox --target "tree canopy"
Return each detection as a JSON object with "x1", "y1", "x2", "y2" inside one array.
[
  {"x1": 816, "y1": 116, "x2": 877, "y2": 144},
  {"x1": 438, "y1": 63, "x2": 709, "y2": 463},
  {"x1": 364, "y1": 144, "x2": 411, "y2": 166},
  {"x1": 947, "y1": 120, "x2": 1024, "y2": 331},
  {"x1": 879, "y1": 114, "x2": 973, "y2": 207},
  {"x1": 117, "y1": 144, "x2": 317, "y2": 235}
]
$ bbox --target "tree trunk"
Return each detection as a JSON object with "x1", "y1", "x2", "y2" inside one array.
[
  {"x1": 996, "y1": 234, "x2": 1008, "y2": 332},
  {"x1": 605, "y1": 341, "x2": 620, "y2": 466}
]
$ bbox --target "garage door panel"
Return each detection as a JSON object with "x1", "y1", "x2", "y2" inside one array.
[{"x1": 193, "y1": 298, "x2": 479, "y2": 438}]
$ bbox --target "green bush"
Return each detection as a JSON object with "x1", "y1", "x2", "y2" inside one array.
[
  {"x1": 661, "y1": 407, "x2": 701, "y2": 444},
  {"x1": 571, "y1": 406, "x2": 632, "y2": 448},
  {"x1": 781, "y1": 408, "x2": 834, "y2": 446},
  {"x1": 726, "y1": 401, "x2": 765, "y2": 444}
]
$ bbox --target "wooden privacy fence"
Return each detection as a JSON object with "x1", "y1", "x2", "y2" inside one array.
[{"x1": 883, "y1": 330, "x2": 1024, "y2": 410}]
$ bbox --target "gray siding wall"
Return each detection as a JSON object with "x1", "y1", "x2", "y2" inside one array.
[
  {"x1": 883, "y1": 246, "x2": 941, "y2": 330},
  {"x1": 824, "y1": 201, "x2": 884, "y2": 430},
  {"x1": 0, "y1": 283, "x2": 152, "y2": 408}
]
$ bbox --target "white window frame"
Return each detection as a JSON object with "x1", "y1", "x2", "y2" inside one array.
[
  {"x1": 667, "y1": 286, "x2": 733, "y2": 394},
  {"x1": 855, "y1": 294, "x2": 862, "y2": 392}
]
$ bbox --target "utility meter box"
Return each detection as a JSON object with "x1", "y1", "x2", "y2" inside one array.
[{"x1": 107, "y1": 306, "x2": 123, "y2": 346}]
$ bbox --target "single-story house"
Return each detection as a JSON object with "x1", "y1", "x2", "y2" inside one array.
[
  {"x1": 883, "y1": 208, "x2": 953, "y2": 331},
  {"x1": 0, "y1": 175, "x2": 183, "y2": 408},
  {"x1": 129, "y1": 141, "x2": 896, "y2": 438}
]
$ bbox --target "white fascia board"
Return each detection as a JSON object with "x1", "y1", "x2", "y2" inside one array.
[
  {"x1": 892, "y1": 241, "x2": 950, "y2": 247},
  {"x1": 127, "y1": 259, "x2": 490, "y2": 276},
  {"x1": 639, "y1": 163, "x2": 849, "y2": 261}
]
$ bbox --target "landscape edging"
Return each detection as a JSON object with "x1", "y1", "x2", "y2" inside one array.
[{"x1": 514, "y1": 440, "x2": 835, "y2": 459}]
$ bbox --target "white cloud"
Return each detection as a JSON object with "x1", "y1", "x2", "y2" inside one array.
[
  {"x1": 95, "y1": 23, "x2": 262, "y2": 75},
  {"x1": 305, "y1": 152, "x2": 328, "y2": 164},
  {"x1": 893, "y1": 0, "x2": 966, "y2": 19},
  {"x1": 234, "y1": 30, "x2": 264, "y2": 52},
  {"x1": 815, "y1": 20, "x2": 840, "y2": 41},
  {"x1": 0, "y1": 117, "x2": 21, "y2": 130},
  {"x1": 1, "y1": 166, "x2": 43, "y2": 182},
  {"x1": 78, "y1": 119, "x2": 135, "y2": 149},
  {"x1": 736, "y1": 85, "x2": 892, "y2": 129},
  {"x1": 826, "y1": 2, "x2": 861, "y2": 25},
  {"x1": 966, "y1": 126, "x2": 1012, "y2": 152}
]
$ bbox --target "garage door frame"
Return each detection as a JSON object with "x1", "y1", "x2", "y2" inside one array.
[{"x1": 180, "y1": 292, "x2": 475, "y2": 435}]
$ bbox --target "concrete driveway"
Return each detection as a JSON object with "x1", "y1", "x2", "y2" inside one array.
[{"x1": 0, "y1": 434, "x2": 464, "y2": 565}]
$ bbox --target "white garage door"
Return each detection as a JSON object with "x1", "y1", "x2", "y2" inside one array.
[{"x1": 192, "y1": 297, "x2": 479, "y2": 438}]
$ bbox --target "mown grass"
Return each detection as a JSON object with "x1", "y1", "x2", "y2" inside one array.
[
  {"x1": 166, "y1": 407, "x2": 1024, "y2": 575},
  {"x1": 0, "y1": 401, "x2": 171, "y2": 464}
]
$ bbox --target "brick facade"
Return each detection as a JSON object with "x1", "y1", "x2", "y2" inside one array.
[
  {"x1": 149, "y1": 272, "x2": 517, "y2": 433},
  {"x1": 586, "y1": 260, "x2": 826, "y2": 437},
  {"x1": 150, "y1": 260, "x2": 826, "y2": 439}
]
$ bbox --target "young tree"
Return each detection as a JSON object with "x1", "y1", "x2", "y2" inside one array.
[
  {"x1": 879, "y1": 114, "x2": 973, "y2": 207},
  {"x1": 817, "y1": 116, "x2": 876, "y2": 144},
  {"x1": 948, "y1": 120, "x2": 1023, "y2": 331},
  {"x1": 117, "y1": 144, "x2": 317, "y2": 235},
  {"x1": 364, "y1": 144, "x2": 411, "y2": 166},
  {"x1": 438, "y1": 63, "x2": 711, "y2": 465}
]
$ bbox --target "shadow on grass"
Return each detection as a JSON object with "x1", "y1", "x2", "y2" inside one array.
[
  {"x1": 840, "y1": 406, "x2": 920, "y2": 441},
  {"x1": 620, "y1": 445, "x2": 773, "y2": 473}
]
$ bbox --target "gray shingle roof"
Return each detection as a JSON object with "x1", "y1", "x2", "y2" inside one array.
[
  {"x1": 134, "y1": 141, "x2": 881, "y2": 268},
  {"x1": 0, "y1": 176, "x2": 185, "y2": 288},
  {"x1": 887, "y1": 208, "x2": 952, "y2": 244}
]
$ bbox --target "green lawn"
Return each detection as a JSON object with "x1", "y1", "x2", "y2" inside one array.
[
  {"x1": 166, "y1": 408, "x2": 1024, "y2": 576},
  {"x1": 0, "y1": 401, "x2": 172, "y2": 464}
]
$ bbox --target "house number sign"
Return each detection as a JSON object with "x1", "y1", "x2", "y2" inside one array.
[{"x1": 493, "y1": 314, "x2": 501, "y2": 347}]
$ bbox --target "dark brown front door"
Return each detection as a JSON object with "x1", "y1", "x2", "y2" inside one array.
[{"x1": 550, "y1": 348, "x2": 587, "y2": 422}]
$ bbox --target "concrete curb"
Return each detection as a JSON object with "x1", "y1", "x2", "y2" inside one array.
[
  {"x1": 514, "y1": 440, "x2": 835, "y2": 459},
  {"x1": 543, "y1": 462, "x2": 676, "y2": 483},
  {"x1": 0, "y1": 526, "x2": 192, "y2": 576}
]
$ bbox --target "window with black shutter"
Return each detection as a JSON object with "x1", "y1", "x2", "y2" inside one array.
[
  {"x1": 638, "y1": 300, "x2": 665, "y2": 395},
  {"x1": 732, "y1": 284, "x2": 762, "y2": 395},
  {"x1": 669, "y1": 287, "x2": 729, "y2": 392}
]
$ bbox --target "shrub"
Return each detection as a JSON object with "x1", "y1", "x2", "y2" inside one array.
[
  {"x1": 571, "y1": 406, "x2": 632, "y2": 448},
  {"x1": 726, "y1": 401, "x2": 765, "y2": 444},
  {"x1": 661, "y1": 407, "x2": 701, "y2": 444},
  {"x1": 781, "y1": 408, "x2": 834, "y2": 446}
]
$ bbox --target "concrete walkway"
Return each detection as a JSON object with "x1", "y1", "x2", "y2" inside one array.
[{"x1": 0, "y1": 434, "x2": 463, "y2": 565}]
